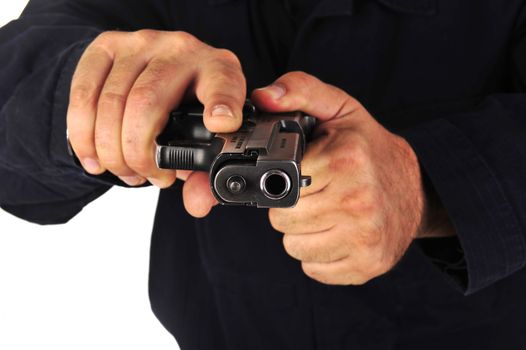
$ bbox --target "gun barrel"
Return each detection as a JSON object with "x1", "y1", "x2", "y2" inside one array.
[{"x1": 260, "y1": 169, "x2": 292, "y2": 200}]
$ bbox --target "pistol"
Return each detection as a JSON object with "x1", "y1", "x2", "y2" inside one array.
[{"x1": 155, "y1": 101, "x2": 316, "y2": 208}]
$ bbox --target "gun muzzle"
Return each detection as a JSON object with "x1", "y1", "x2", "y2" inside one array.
[{"x1": 260, "y1": 169, "x2": 292, "y2": 200}]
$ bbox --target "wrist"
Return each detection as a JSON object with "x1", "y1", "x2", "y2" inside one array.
[{"x1": 416, "y1": 169, "x2": 456, "y2": 238}]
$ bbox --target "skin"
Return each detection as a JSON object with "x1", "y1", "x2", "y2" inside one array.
[
  {"x1": 68, "y1": 30, "x2": 454, "y2": 286},
  {"x1": 67, "y1": 30, "x2": 246, "y2": 217},
  {"x1": 253, "y1": 73, "x2": 455, "y2": 285}
]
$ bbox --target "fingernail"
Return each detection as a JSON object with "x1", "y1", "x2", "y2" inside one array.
[
  {"x1": 119, "y1": 176, "x2": 145, "y2": 186},
  {"x1": 82, "y1": 158, "x2": 101, "y2": 174},
  {"x1": 211, "y1": 104, "x2": 234, "y2": 118},
  {"x1": 148, "y1": 177, "x2": 166, "y2": 188},
  {"x1": 262, "y1": 83, "x2": 286, "y2": 99}
]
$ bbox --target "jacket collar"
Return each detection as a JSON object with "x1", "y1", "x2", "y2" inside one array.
[{"x1": 208, "y1": 0, "x2": 437, "y2": 17}]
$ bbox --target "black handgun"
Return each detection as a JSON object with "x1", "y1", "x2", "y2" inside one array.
[{"x1": 155, "y1": 101, "x2": 316, "y2": 208}]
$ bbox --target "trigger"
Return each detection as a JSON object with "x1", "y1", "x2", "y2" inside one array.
[{"x1": 300, "y1": 176, "x2": 312, "y2": 187}]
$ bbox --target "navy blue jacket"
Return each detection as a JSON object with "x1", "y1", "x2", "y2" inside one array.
[{"x1": 2, "y1": 0, "x2": 526, "y2": 349}]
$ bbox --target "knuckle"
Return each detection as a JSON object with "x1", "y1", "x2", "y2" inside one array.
[
  {"x1": 359, "y1": 249, "x2": 381, "y2": 272},
  {"x1": 343, "y1": 95, "x2": 364, "y2": 113},
  {"x1": 94, "y1": 130, "x2": 113, "y2": 153},
  {"x1": 349, "y1": 274, "x2": 371, "y2": 286},
  {"x1": 275, "y1": 71, "x2": 313, "y2": 106},
  {"x1": 268, "y1": 209, "x2": 285, "y2": 232},
  {"x1": 93, "y1": 31, "x2": 120, "y2": 50},
  {"x1": 301, "y1": 262, "x2": 319, "y2": 279},
  {"x1": 282, "y1": 235, "x2": 304, "y2": 260},
  {"x1": 356, "y1": 222, "x2": 382, "y2": 247},
  {"x1": 173, "y1": 30, "x2": 198, "y2": 44},
  {"x1": 340, "y1": 187, "x2": 377, "y2": 216},
  {"x1": 133, "y1": 29, "x2": 161, "y2": 45},
  {"x1": 302, "y1": 263, "x2": 335, "y2": 285},
  {"x1": 282, "y1": 71, "x2": 311, "y2": 85},
  {"x1": 348, "y1": 141, "x2": 369, "y2": 167},
  {"x1": 168, "y1": 31, "x2": 201, "y2": 53},
  {"x1": 340, "y1": 264, "x2": 370, "y2": 285},
  {"x1": 368, "y1": 247, "x2": 395, "y2": 276},
  {"x1": 99, "y1": 157, "x2": 125, "y2": 172},
  {"x1": 99, "y1": 90, "x2": 127, "y2": 109},
  {"x1": 93, "y1": 31, "x2": 111, "y2": 45},
  {"x1": 328, "y1": 141, "x2": 368, "y2": 173},
  {"x1": 371, "y1": 258, "x2": 390, "y2": 277},
  {"x1": 68, "y1": 135, "x2": 93, "y2": 158},
  {"x1": 155, "y1": 175, "x2": 177, "y2": 190},
  {"x1": 356, "y1": 255, "x2": 384, "y2": 282},
  {"x1": 95, "y1": 146, "x2": 124, "y2": 175},
  {"x1": 123, "y1": 151, "x2": 152, "y2": 173},
  {"x1": 214, "y1": 48, "x2": 242, "y2": 68},
  {"x1": 95, "y1": 131, "x2": 124, "y2": 170},
  {"x1": 70, "y1": 84, "x2": 97, "y2": 107},
  {"x1": 97, "y1": 31, "x2": 116, "y2": 41},
  {"x1": 127, "y1": 86, "x2": 160, "y2": 109},
  {"x1": 98, "y1": 156, "x2": 128, "y2": 175},
  {"x1": 66, "y1": 118, "x2": 89, "y2": 141}
]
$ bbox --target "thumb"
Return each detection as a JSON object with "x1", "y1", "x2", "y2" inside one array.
[
  {"x1": 251, "y1": 71, "x2": 361, "y2": 122},
  {"x1": 182, "y1": 171, "x2": 219, "y2": 218}
]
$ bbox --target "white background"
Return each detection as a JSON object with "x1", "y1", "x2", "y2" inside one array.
[{"x1": 0, "y1": 1, "x2": 178, "y2": 349}]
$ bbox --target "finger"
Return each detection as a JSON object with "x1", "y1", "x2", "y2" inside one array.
[
  {"x1": 269, "y1": 188, "x2": 334, "y2": 235},
  {"x1": 176, "y1": 170, "x2": 192, "y2": 181},
  {"x1": 251, "y1": 71, "x2": 360, "y2": 122},
  {"x1": 282, "y1": 229, "x2": 349, "y2": 263},
  {"x1": 182, "y1": 171, "x2": 219, "y2": 217},
  {"x1": 298, "y1": 133, "x2": 333, "y2": 197},
  {"x1": 121, "y1": 58, "x2": 194, "y2": 187},
  {"x1": 95, "y1": 55, "x2": 148, "y2": 185},
  {"x1": 302, "y1": 257, "x2": 368, "y2": 285},
  {"x1": 67, "y1": 45, "x2": 113, "y2": 175},
  {"x1": 194, "y1": 49, "x2": 247, "y2": 133}
]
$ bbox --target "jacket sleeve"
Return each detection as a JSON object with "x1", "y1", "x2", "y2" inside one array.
[
  {"x1": 400, "y1": 6, "x2": 526, "y2": 294},
  {"x1": 0, "y1": 0, "x2": 171, "y2": 225}
]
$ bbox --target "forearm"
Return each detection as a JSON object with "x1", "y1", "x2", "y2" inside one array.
[{"x1": 401, "y1": 94, "x2": 526, "y2": 293}]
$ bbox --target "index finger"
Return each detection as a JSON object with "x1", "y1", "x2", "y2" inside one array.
[{"x1": 298, "y1": 134, "x2": 333, "y2": 198}]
